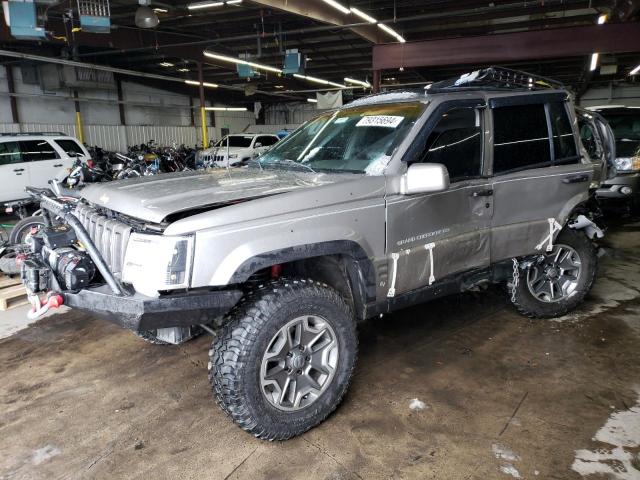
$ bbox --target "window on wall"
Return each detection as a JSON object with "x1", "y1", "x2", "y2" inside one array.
[
  {"x1": 548, "y1": 102, "x2": 578, "y2": 164},
  {"x1": 415, "y1": 107, "x2": 483, "y2": 182},
  {"x1": 0, "y1": 141, "x2": 21, "y2": 165},
  {"x1": 19, "y1": 140, "x2": 59, "y2": 162},
  {"x1": 492, "y1": 103, "x2": 551, "y2": 174}
]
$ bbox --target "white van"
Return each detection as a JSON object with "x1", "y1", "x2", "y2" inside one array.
[{"x1": 0, "y1": 133, "x2": 90, "y2": 203}]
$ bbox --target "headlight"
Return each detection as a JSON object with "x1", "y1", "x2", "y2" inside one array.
[
  {"x1": 122, "y1": 233, "x2": 194, "y2": 296},
  {"x1": 614, "y1": 156, "x2": 640, "y2": 172}
]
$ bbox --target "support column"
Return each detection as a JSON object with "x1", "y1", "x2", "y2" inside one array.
[
  {"x1": 5, "y1": 65, "x2": 19, "y2": 125},
  {"x1": 115, "y1": 75, "x2": 126, "y2": 125},
  {"x1": 188, "y1": 96, "x2": 195, "y2": 126},
  {"x1": 372, "y1": 70, "x2": 381, "y2": 94},
  {"x1": 73, "y1": 90, "x2": 84, "y2": 143},
  {"x1": 197, "y1": 62, "x2": 208, "y2": 147}
]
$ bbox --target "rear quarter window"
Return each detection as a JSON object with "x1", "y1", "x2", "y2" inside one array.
[
  {"x1": 55, "y1": 139, "x2": 84, "y2": 157},
  {"x1": 0, "y1": 141, "x2": 22, "y2": 165}
]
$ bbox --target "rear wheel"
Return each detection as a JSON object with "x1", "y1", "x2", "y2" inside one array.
[
  {"x1": 209, "y1": 278, "x2": 357, "y2": 440},
  {"x1": 511, "y1": 229, "x2": 597, "y2": 318},
  {"x1": 8, "y1": 216, "x2": 45, "y2": 245}
]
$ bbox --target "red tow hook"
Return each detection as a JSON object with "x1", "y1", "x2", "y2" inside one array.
[{"x1": 27, "y1": 293, "x2": 64, "y2": 320}]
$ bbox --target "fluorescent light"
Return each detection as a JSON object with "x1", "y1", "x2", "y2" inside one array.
[
  {"x1": 184, "y1": 79, "x2": 219, "y2": 88},
  {"x1": 293, "y1": 73, "x2": 347, "y2": 89},
  {"x1": 350, "y1": 7, "x2": 376, "y2": 23},
  {"x1": 344, "y1": 77, "x2": 371, "y2": 88},
  {"x1": 590, "y1": 53, "x2": 599, "y2": 71},
  {"x1": 321, "y1": 0, "x2": 349, "y2": 14},
  {"x1": 597, "y1": 14, "x2": 607, "y2": 24},
  {"x1": 153, "y1": 8, "x2": 168, "y2": 13},
  {"x1": 188, "y1": 1, "x2": 223, "y2": 10},
  {"x1": 585, "y1": 105, "x2": 626, "y2": 110},
  {"x1": 378, "y1": 23, "x2": 406, "y2": 43},
  {"x1": 203, "y1": 50, "x2": 283, "y2": 74},
  {"x1": 274, "y1": 85, "x2": 284, "y2": 89},
  {"x1": 159, "y1": 62, "x2": 174, "y2": 67},
  {"x1": 631, "y1": 64, "x2": 640, "y2": 75},
  {"x1": 226, "y1": 0, "x2": 242, "y2": 4},
  {"x1": 307, "y1": 98, "x2": 318, "y2": 103},
  {"x1": 178, "y1": 68, "x2": 190, "y2": 72},
  {"x1": 205, "y1": 106, "x2": 247, "y2": 111}
]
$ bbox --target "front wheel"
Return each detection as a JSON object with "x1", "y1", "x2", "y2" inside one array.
[
  {"x1": 511, "y1": 228, "x2": 597, "y2": 319},
  {"x1": 209, "y1": 279, "x2": 358, "y2": 441}
]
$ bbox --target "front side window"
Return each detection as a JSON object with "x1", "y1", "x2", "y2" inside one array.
[
  {"x1": 257, "y1": 102, "x2": 425, "y2": 174},
  {"x1": 218, "y1": 136, "x2": 254, "y2": 148},
  {"x1": 257, "y1": 136, "x2": 279, "y2": 147},
  {"x1": 548, "y1": 102, "x2": 578, "y2": 164},
  {"x1": 0, "y1": 141, "x2": 21, "y2": 165},
  {"x1": 415, "y1": 107, "x2": 483, "y2": 182},
  {"x1": 55, "y1": 139, "x2": 84, "y2": 157},
  {"x1": 19, "y1": 140, "x2": 59, "y2": 162},
  {"x1": 492, "y1": 103, "x2": 551, "y2": 174}
]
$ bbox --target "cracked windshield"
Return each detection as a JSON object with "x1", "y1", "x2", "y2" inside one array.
[{"x1": 256, "y1": 102, "x2": 425, "y2": 174}]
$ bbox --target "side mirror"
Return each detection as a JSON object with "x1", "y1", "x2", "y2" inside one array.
[{"x1": 401, "y1": 163, "x2": 450, "y2": 195}]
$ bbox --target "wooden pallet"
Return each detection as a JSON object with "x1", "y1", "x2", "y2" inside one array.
[{"x1": 0, "y1": 274, "x2": 27, "y2": 311}]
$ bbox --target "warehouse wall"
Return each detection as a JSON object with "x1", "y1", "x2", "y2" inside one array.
[
  {"x1": 0, "y1": 66, "x2": 259, "y2": 152},
  {"x1": 578, "y1": 82, "x2": 640, "y2": 108}
]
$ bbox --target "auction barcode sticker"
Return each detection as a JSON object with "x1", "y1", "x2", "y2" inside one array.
[{"x1": 356, "y1": 115, "x2": 404, "y2": 128}]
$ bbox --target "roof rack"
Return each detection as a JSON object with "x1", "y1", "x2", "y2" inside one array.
[
  {"x1": 426, "y1": 66, "x2": 565, "y2": 94},
  {"x1": 0, "y1": 132, "x2": 69, "y2": 137}
]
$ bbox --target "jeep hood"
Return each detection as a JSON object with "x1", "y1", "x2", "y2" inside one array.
[{"x1": 80, "y1": 168, "x2": 345, "y2": 224}]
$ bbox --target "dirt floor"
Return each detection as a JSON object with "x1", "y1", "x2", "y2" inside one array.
[{"x1": 2, "y1": 221, "x2": 640, "y2": 480}]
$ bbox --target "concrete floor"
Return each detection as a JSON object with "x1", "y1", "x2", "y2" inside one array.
[{"x1": 1, "y1": 221, "x2": 640, "y2": 480}]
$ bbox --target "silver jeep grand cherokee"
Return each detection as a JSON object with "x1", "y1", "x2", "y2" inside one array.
[{"x1": 20, "y1": 68, "x2": 604, "y2": 440}]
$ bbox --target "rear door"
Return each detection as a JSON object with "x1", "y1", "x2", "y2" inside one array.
[
  {"x1": 489, "y1": 95, "x2": 593, "y2": 261},
  {"x1": 385, "y1": 101, "x2": 492, "y2": 298},
  {"x1": 20, "y1": 139, "x2": 65, "y2": 188},
  {"x1": 0, "y1": 140, "x2": 28, "y2": 202}
]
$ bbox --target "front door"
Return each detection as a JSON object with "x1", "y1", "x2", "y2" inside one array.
[{"x1": 385, "y1": 103, "x2": 492, "y2": 298}]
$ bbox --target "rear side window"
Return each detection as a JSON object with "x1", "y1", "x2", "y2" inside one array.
[
  {"x1": 19, "y1": 140, "x2": 60, "y2": 162},
  {"x1": 416, "y1": 107, "x2": 483, "y2": 182},
  {"x1": 257, "y1": 136, "x2": 279, "y2": 147},
  {"x1": 548, "y1": 102, "x2": 578, "y2": 164},
  {"x1": 55, "y1": 139, "x2": 84, "y2": 157},
  {"x1": 492, "y1": 104, "x2": 551, "y2": 174},
  {"x1": 0, "y1": 141, "x2": 21, "y2": 165}
]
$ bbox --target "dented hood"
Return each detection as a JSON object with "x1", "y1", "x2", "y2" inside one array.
[{"x1": 80, "y1": 168, "x2": 340, "y2": 224}]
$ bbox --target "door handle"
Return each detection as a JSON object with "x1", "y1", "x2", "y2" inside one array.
[
  {"x1": 562, "y1": 174, "x2": 589, "y2": 184},
  {"x1": 13, "y1": 168, "x2": 25, "y2": 172},
  {"x1": 471, "y1": 189, "x2": 493, "y2": 197},
  {"x1": 53, "y1": 163, "x2": 63, "y2": 167}
]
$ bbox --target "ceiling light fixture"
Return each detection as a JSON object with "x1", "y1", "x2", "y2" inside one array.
[
  {"x1": 344, "y1": 77, "x2": 371, "y2": 88},
  {"x1": 630, "y1": 64, "x2": 640, "y2": 75},
  {"x1": 187, "y1": 1, "x2": 224, "y2": 10},
  {"x1": 350, "y1": 7, "x2": 376, "y2": 23},
  {"x1": 226, "y1": 0, "x2": 242, "y2": 4},
  {"x1": 321, "y1": 0, "x2": 349, "y2": 15},
  {"x1": 178, "y1": 68, "x2": 190, "y2": 72},
  {"x1": 153, "y1": 8, "x2": 168, "y2": 13},
  {"x1": 184, "y1": 79, "x2": 219, "y2": 88},
  {"x1": 378, "y1": 23, "x2": 405, "y2": 43},
  {"x1": 204, "y1": 51, "x2": 282, "y2": 73},
  {"x1": 205, "y1": 106, "x2": 248, "y2": 111},
  {"x1": 307, "y1": 98, "x2": 318, "y2": 103},
  {"x1": 590, "y1": 53, "x2": 599, "y2": 71},
  {"x1": 294, "y1": 73, "x2": 346, "y2": 89},
  {"x1": 597, "y1": 13, "x2": 607, "y2": 24},
  {"x1": 159, "y1": 62, "x2": 174, "y2": 67}
]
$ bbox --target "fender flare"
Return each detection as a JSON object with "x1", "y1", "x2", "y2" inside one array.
[{"x1": 229, "y1": 240, "x2": 377, "y2": 319}]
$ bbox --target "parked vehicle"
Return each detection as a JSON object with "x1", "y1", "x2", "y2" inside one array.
[
  {"x1": 19, "y1": 68, "x2": 604, "y2": 441},
  {"x1": 0, "y1": 133, "x2": 90, "y2": 203},
  {"x1": 587, "y1": 107, "x2": 640, "y2": 213},
  {"x1": 197, "y1": 133, "x2": 280, "y2": 167}
]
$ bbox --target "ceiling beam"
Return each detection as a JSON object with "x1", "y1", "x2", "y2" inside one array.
[
  {"x1": 372, "y1": 22, "x2": 640, "y2": 70},
  {"x1": 249, "y1": 0, "x2": 380, "y2": 43}
]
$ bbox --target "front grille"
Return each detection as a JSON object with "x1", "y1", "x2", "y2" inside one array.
[{"x1": 74, "y1": 203, "x2": 132, "y2": 278}]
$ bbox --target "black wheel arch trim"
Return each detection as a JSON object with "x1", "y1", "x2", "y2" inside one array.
[{"x1": 229, "y1": 240, "x2": 377, "y2": 320}]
